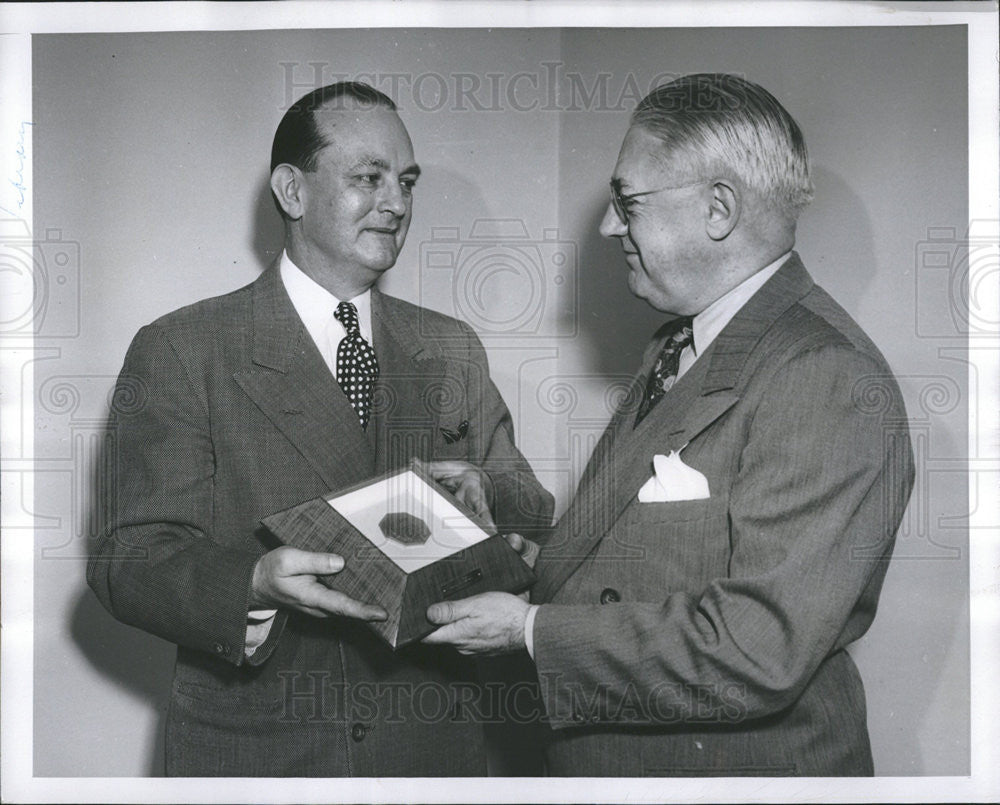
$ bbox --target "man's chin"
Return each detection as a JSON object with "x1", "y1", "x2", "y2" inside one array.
[
  {"x1": 366, "y1": 261, "x2": 397, "y2": 277},
  {"x1": 362, "y1": 247, "x2": 401, "y2": 274},
  {"x1": 625, "y1": 267, "x2": 648, "y2": 302},
  {"x1": 626, "y1": 273, "x2": 675, "y2": 313}
]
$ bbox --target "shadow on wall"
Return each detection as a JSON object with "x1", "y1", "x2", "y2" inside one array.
[
  {"x1": 74, "y1": 401, "x2": 173, "y2": 776},
  {"x1": 251, "y1": 169, "x2": 285, "y2": 273},
  {"x1": 796, "y1": 164, "x2": 876, "y2": 316},
  {"x1": 71, "y1": 590, "x2": 173, "y2": 776},
  {"x1": 850, "y1": 547, "x2": 969, "y2": 775}
]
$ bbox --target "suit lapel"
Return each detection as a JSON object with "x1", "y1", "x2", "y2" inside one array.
[
  {"x1": 369, "y1": 290, "x2": 449, "y2": 474},
  {"x1": 233, "y1": 266, "x2": 375, "y2": 492},
  {"x1": 564, "y1": 321, "x2": 673, "y2": 510},
  {"x1": 533, "y1": 354, "x2": 733, "y2": 601},
  {"x1": 535, "y1": 253, "x2": 815, "y2": 602},
  {"x1": 548, "y1": 336, "x2": 662, "y2": 552},
  {"x1": 603, "y1": 353, "x2": 736, "y2": 524}
]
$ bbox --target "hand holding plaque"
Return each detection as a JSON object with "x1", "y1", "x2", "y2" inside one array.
[
  {"x1": 249, "y1": 547, "x2": 388, "y2": 622},
  {"x1": 262, "y1": 460, "x2": 535, "y2": 649}
]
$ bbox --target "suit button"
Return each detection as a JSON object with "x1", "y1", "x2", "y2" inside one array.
[
  {"x1": 351, "y1": 723, "x2": 367, "y2": 742},
  {"x1": 599, "y1": 588, "x2": 621, "y2": 604},
  {"x1": 213, "y1": 642, "x2": 230, "y2": 655}
]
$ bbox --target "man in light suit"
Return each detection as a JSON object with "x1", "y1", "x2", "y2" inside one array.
[
  {"x1": 87, "y1": 82, "x2": 552, "y2": 776},
  {"x1": 424, "y1": 73, "x2": 915, "y2": 776}
]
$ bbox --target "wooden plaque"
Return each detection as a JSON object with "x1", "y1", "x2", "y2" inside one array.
[{"x1": 262, "y1": 460, "x2": 536, "y2": 649}]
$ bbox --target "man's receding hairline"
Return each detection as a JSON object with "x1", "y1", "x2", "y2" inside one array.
[
  {"x1": 305, "y1": 103, "x2": 407, "y2": 165},
  {"x1": 311, "y1": 99, "x2": 401, "y2": 123}
]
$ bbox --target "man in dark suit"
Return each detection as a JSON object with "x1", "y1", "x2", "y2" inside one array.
[
  {"x1": 424, "y1": 74, "x2": 914, "y2": 776},
  {"x1": 87, "y1": 82, "x2": 552, "y2": 776}
]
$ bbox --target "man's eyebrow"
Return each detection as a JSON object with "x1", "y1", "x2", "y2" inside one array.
[
  {"x1": 353, "y1": 156, "x2": 421, "y2": 177},
  {"x1": 354, "y1": 156, "x2": 390, "y2": 171}
]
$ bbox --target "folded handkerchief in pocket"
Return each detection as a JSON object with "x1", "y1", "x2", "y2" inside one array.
[{"x1": 637, "y1": 449, "x2": 710, "y2": 502}]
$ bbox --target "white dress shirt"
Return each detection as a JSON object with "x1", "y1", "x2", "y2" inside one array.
[
  {"x1": 245, "y1": 252, "x2": 374, "y2": 655},
  {"x1": 523, "y1": 252, "x2": 791, "y2": 659},
  {"x1": 279, "y1": 249, "x2": 374, "y2": 377},
  {"x1": 675, "y1": 252, "x2": 790, "y2": 381}
]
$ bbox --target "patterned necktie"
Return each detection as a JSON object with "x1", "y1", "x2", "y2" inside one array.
[
  {"x1": 334, "y1": 301, "x2": 379, "y2": 431},
  {"x1": 634, "y1": 317, "x2": 694, "y2": 426}
]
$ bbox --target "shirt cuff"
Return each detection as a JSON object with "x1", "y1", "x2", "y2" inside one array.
[
  {"x1": 524, "y1": 604, "x2": 540, "y2": 660},
  {"x1": 244, "y1": 610, "x2": 278, "y2": 657}
]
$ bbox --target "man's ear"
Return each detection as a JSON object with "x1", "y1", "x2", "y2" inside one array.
[
  {"x1": 705, "y1": 179, "x2": 740, "y2": 241},
  {"x1": 270, "y1": 164, "x2": 306, "y2": 220}
]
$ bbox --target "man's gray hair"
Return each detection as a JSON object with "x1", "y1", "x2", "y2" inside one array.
[{"x1": 632, "y1": 73, "x2": 814, "y2": 218}]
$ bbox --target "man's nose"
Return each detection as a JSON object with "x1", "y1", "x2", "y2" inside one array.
[
  {"x1": 599, "y1": 202, "x2": 627, "y2": 238},
  {"x1": 378, "y1": 180, "x2": 408, "y2": 217}
]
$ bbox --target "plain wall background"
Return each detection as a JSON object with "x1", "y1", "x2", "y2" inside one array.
[{"x1": 28, "y1": 27, "x2": 968, "y2": 776}]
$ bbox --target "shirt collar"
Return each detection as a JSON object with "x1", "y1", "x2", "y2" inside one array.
[
  {"x1": 279, "y1": 250, "x2": 372, "y2": 344},
  {"x1": 690, "y1": 251, "x2": 791, "y2": 356}
]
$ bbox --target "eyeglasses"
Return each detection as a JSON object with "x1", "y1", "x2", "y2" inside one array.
[{"x1": 609, "y1": 179, "x2": 706, "y2": 225}]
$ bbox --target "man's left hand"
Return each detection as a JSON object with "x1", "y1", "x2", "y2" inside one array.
[
  {"x1": 503, "y1": 532, "x2": 540, "y2": 569},
  {"x1": 425, "y1": 460, "x2": 496, "y2": 530},
  {"x1": 423, "y1": 592, "x2": 529, "y2": 655}
]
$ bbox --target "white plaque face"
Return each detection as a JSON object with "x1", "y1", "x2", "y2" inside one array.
[{"x1": 327, "y1": 468, "x2": 491, "y2": 573}]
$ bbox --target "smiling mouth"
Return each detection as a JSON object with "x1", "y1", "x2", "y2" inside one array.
[{"x1": 368, "y1": 227, "x2": 398, "y2": 235}]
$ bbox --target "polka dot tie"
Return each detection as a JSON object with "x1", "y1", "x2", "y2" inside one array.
[
  {"x1": 635, "y1": 317, "x2": 693, "y2": 426},
  {"x1": 334, "y1": 301, "x2": 379, "y2": 431}
]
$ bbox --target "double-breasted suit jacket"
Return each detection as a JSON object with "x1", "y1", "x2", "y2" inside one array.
[
  {"x1": 531, "y1": 255, "x2": 914, "y2": 776},
  {"x1": 88, "y1": 265, "x2": 553, "y2": 776}
]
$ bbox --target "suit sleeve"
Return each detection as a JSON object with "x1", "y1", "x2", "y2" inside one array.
[
  {"x1": 532, "y1": 344, "x2": 914, "y2": 727},
  {"x1": 87, "y1": 324, "x2": 285, "y2": 666},
  {"x1": 459, "y1": 322, "x2": 554, "y2": 541}
]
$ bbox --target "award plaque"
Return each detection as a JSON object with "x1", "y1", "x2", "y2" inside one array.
[{"x1": 261, "y1": 460, "x2": 536, "y2": 649}]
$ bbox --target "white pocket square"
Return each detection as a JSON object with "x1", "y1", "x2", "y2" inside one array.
[{"x1": 637, "y1": 449, "x2": 710, "y2": 502}]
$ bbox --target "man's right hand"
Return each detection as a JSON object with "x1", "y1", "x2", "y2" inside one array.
[{"x1": 249, "y1": 546, "x2": 387, "y2": 621}]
